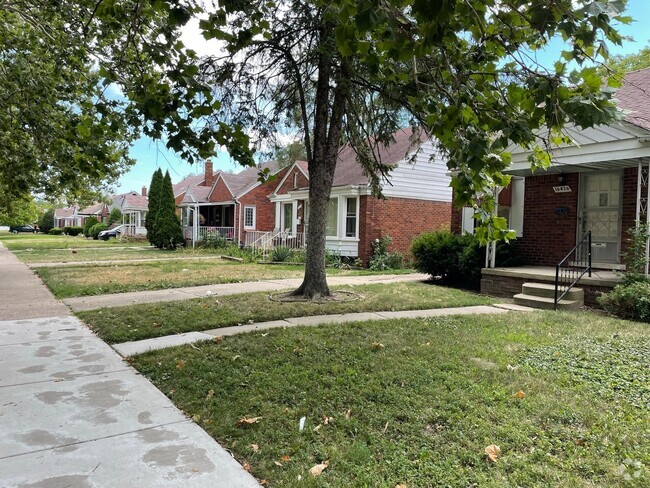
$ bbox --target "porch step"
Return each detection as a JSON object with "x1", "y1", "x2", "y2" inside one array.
[
  {"x1": 521, "y1": 282, "x2": 584, "y2": 301},
  {"x1": 513, "y1": 293, "x2": 582, "y2": 311}
]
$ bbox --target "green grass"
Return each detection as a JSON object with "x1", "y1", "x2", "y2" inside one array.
[
  {"x1": 16, "y1": 246, "x2": 223, "y2": 264},
  {"x1": 0, "y1": 232, "x2": 151, "y2": 250},
  {"x1": 35, "y1": 258, "x2": 414, "y2": 298},
  {"x1": 130, "y1": 311, "x2": 650, "y2": 487},
  {"x1": 79, "y1": 281, "x2": 493, "y2": 343}
]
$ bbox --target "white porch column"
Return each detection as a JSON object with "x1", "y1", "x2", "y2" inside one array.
[
  {"x1": 192, "y1": 204, "x2": 198, "y2": 248},
  {"x1": 292, "y1": 200, "x2": 298, "y2": 235}
]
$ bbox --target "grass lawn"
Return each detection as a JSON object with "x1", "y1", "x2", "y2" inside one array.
[
  {"x1": 0, "y1": 232, "x2": 151, "y2": 251},
  {"x1": 78, "y1": 281, "x2": 493, "y2": 343},
  {"x1": 36, "y1": 259, "x2": 414, "y2": 299},
  {"x1": 130, "y1": 310, "x2": 650, "y2": 487},
  {"x1": 16, "y1": 246, "x2": 222, "y2": 264}
]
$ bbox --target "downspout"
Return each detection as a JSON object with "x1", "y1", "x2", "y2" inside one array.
[{"x1": 235, "y1": 198, "x2": 241, "y2": 246}]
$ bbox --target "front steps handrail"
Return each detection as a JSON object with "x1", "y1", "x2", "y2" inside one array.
[{"x1": 554, "y1": 231, "x2": 591, "y2": 310}]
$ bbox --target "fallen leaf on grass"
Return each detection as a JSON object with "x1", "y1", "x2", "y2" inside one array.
[
  {"x1": 396, "y1": 484, "x2": 407, "y2": 488},
  {"x1": 345, "y1": 409, "x2": 352, "y2": 419},
  {"x1": 280, "y1": 455, "x2": 291, "y2": 462},
  {"x1": 176, "y1": 359, "x2": 186, "y2": 369},
  {"x1": 152, "y1": 322, "x2": 161, "y2": 328},
  {"x1": 206, "y1": 389, "x2": 215, "y2": 399},
  {"x1": 249, "y1": 444, "x2": 260, "y2": 452},
  {"x1": 322, "y1": 416, "x2": 333, "y2": 425},
  {"x1": 259, "y1": 480, "x2": 268, "y2": 486},
  {"x1": 513, "y1": 390, "x2": 526, "y2": 399},
  {"x1": 309, "y1": 461, "x2": 329, "y2": 477},
  {"x1": 237, "y1": 416, "x2": 262, "y2": 427},
  {"x1": 313, "y1": 425, "x2": 321, "y2": 432},
  {"x1": 274, "y1": 461, "x2": 284, "y2": 467},
  {"x1": 485, "y1": 445, "x2": 501, "y2": 463},
  {"x1": 242, "y1": 462, "x2": 251, "y2": 472},
  {"x1": 370, "y1": 342, "x2": 385, "y2": 351},
  {"x1": 213, "y1": 336, "x2": 223, "y2": 344}
]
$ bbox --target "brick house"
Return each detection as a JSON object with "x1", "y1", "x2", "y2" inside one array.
[
  {"x1": 452, "y1": 68, "x2": 650, "y2": 306},
  {"x1": 53, "y1": 203, "x2": 109, "y2": 228},
  {"x1": 177, "y1": 128, "x2": 453, "y2": 263}
]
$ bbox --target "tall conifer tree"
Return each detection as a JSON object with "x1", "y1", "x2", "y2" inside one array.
[{"x1": 146, "y1": 169, "x2": 163, "y2": 247}]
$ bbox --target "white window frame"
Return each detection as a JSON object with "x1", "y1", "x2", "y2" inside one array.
[
  {"x1": 243, "y1": 206, "x2": 256, "y2": 229},
  {"x1": 343, "y1": 196, "x2": 359, "y2": 239},
  {"x1": 461, "y1": 207, "x2": 475, "y2": 235}
]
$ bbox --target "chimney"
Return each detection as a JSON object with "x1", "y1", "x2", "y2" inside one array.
[
  {"x1": 141, "y1": 186, "x2": 147, "y2": 197},
  {"x1": 204, "y1": 160, "x2": 214, "y2": 188}
]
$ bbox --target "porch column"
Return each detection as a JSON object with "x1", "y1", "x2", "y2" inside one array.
[
  {"x1": 637, "y1": 160, "x2": 650, "y2": 276},
  {"x1": 192, "y1": 204, "x2": 198, "y2": 248}
]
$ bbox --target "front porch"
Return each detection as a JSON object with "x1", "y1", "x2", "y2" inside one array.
[
  {"x1": 481, "y1": 266, "x2": 621, "y2": 307},
  {"x1": 181, "y1": 203, "x2": 236, "y2": 244}
]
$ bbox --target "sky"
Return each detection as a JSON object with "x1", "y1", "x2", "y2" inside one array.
[{"x1": 113, "y1": 0, "x2": 650, "y2": 194}]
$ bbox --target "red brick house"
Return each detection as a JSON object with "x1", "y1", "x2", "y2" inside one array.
[
  {"x1": 453, "y1": 68, "x2": 650, "y2": 306},
  {"x1": 177, "y1": 128, "x2": 453, "y2": 262},
  {"x1": 53, "y1": 203, "x2": 109, "y2": 228}
]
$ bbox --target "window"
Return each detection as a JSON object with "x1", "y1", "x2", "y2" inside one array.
[
  {"x1": 244, "y1": 206, "x2": 256, "y2": 229},
  {"x1": 282, "y1": 203, "x2": 293, "y2": 232},
  {"x1": 345, "y1": 197, "x2": 357, "y2": 238},
  {"x1": 325, "y1": 198, "x2": 338, "y2": 237},
  {"x1": 293, "y1": 172, "x2": 298, "y2": 189}
]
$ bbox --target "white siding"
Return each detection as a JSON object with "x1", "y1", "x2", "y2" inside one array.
[
  {"x1": 325, "y1": 238, "x2": 358, "y2": 257},
  {"x1": 380, "y1": 140, "x2": 452, "y2": 202}
]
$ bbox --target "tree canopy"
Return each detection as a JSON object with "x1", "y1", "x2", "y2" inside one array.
[
  {"x1": 0, "y1": 3, "x2": 140, "y2": 213},
  {"x1": 2, "y1": 0, "x2": 631, "y2": 297},
  {"x1": 601, "y1": 45, "x2": 650, "y2": 76}
]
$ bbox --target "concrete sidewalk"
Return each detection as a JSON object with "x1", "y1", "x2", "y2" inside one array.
[
  {"x1": 64, "y1": 273, "x2": 431, "y2": 311},
  {"x1": 0, "y1": 243, "x2": 259, "y2": 487},
  {"x1": 113, "y1": 303, "x2": 532, "y2": 357}
]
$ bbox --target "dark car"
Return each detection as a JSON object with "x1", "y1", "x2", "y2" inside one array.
[
  {"x1": 9, "y1": 225, "x2": 38, "y2": 234},
  {"x1": 98, "y1": 225, "x2": 123, "y2": 240}
]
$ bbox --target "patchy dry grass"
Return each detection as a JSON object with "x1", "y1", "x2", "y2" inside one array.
[
  {"x1": 79, "y1": 281, "x2": 493, "y2": 343},
  {"x1": 131, "y1": 310, "x2": 650, "y2": 487}
]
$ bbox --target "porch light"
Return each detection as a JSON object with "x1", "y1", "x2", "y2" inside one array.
[{"x1": 557, "y1": 174, "x2": 567, "y2": 185}]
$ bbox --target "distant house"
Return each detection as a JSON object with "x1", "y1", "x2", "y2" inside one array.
[
  {"x1": 53, "y1": 203, "x2": 108, "y2": 228},
  {"x1": 109, "y1": 187, "x2": 149, "y2": 236},
  {"x1": 177, "y1": 128, "x2": 453, "y2": 262},
  {"x1": 53, "y1": 206, "x2": 82, "y2": 228}
]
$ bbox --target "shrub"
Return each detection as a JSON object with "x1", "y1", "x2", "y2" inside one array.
[
  {"x1": 411, "y1": 231, "x2": 521, "y2": 289},
  {"x1": 108, "y1": 208, "x2": 123, "y2": 225},
  {"x1": 39, "y1": 209, "x2": 54, "y2": 233},
  {"x1": 621, "y1": 223, "x2": 650, "y2": 286},
  {"x1": 199, "y1": 233, "x2": 228, "y2": 249},
  {"x1": 598, "y1": 281, "x2": 650, "y2": 322},
  {"x1": 271, "y1": 245, "x2": 293, "y2": 262},
  {"x1": 83, "y1": 217, "x2": 100, "y2": 237},
  {"x1": 48, "y1": 228, "x2": 63, "y2": 235},
  {"x1": 369, "y1": 235, "x2": 403, "y2": 271},
  {"x1": 63, "y1": 226, "x2": 83, "y2": 236},
  {"x1": 90, "y1": 223, "x2": 108, "y2": 239}
]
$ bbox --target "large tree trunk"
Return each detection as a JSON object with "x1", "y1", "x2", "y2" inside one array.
[{"x1": 292, "y1": 29, "x2": 350, "y2": 299}]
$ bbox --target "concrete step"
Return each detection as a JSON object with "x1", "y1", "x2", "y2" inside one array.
[
  {"x1": 522, "y1": 282, "x2": 584, "y2": 301},
  {"x1": 513, "y1": 293, "x2": 583, "y2": 311}
]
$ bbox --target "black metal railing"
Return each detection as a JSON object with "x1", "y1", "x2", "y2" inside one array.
[{"x1": 554, "y1": 231, "x2": 591, "y2": 310}]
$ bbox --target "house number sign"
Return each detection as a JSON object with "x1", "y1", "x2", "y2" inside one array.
[{"x1": 552, "y1": 185, "x2": 572, "y2": 193}]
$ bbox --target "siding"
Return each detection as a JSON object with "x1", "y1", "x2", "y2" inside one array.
[{"x1": 380, "y1": 140, "x2": 452, "y2": 202}]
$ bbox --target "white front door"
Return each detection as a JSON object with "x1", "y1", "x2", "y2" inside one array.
[{"x1": 580, "y1": 172, "x2": 622, "y2": 263}]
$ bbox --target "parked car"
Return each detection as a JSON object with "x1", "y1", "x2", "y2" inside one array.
[
  {"x1": 9, "y1": 225, "x2": 38, "y2": 234},
  {"x1": 98, "y1": 225, "x2": 123, "y2": 240}
]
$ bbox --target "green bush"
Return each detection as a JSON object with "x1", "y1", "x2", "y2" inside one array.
[
  {"x1": 598, "y1": 281, "x2": 650, "y2": 322},
  {"x1": 411, "y1": 231, "x2": 521, "y2": 289},
  {"x1": 83, "y1": 216, "x2": 100, "y2": 237},
  {"x1": 63, "y1": 226, "x2": 83, "y2": 236},
  {"x1": 48, "y1": 228, "x2": 63, "y2": 235},
  {"x1": 271, "y1": 245, "x2": 293, "y2": 262},
  {"x1": 90, "y1": 223, "x2": 108, "y2": 239},
  {"x1": 199, "y1": 233, "x2": 228, "y2": 249},
  {"x1": 39, "y1": 209, "x2": 55, "y2": 233},
  {"x1": 108, "y1": 208, "x2": 123, "y2": 225},
  {"x1": 369, "y1": 235, "x2": 403, "y2": 271}
]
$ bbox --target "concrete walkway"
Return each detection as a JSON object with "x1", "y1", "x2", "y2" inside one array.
[
  {"x1": 113, "y1": 303, "x2": 532, "y2": 357},
  {"x1": 0, "y1": 243, "x2": 259, "y2": 487},
  {"x1": 64, "y1": 273, "x2": 432, "y2": 312}
]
